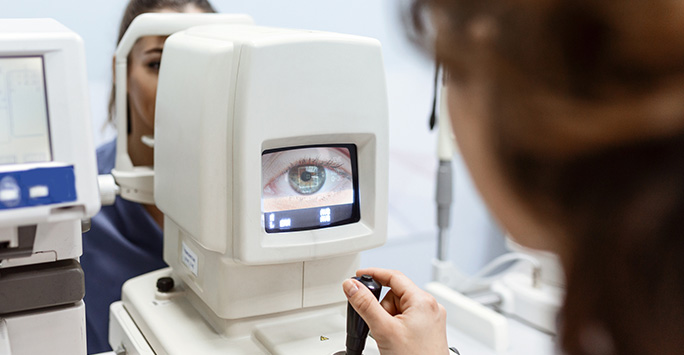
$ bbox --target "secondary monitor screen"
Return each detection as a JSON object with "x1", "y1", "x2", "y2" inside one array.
[
  {"x1": 262, "y1": 144, "x2": 360, "y2": 233},
  {"x1": 0, "y1": 57, "x2": 52, "y2": 166}
]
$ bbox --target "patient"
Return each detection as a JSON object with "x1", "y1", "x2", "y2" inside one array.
[{"x1": 345, "y1": 1, "x2": 684, "y2": 354}]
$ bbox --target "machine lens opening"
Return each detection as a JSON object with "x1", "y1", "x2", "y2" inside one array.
[{"x1": 262, "y1": 144, "x2": 360, "y2": 233}]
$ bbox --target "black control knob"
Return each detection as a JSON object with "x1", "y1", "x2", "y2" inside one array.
[
  {"x1": 346, "y1": 274, "x2": 382, "y2": 355},
  {"x1": 156, "y1": 277, "x2": 175, "y2": 293}
]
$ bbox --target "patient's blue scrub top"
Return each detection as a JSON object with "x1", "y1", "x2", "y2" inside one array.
[{"x1": 81, "y1": 139, "x2": 166, "y2": 354}]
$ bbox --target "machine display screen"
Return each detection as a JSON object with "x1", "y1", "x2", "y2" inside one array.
[
  {"x1": 262, "y1": 144, "x2": 360, "y2": 233},
  {"x1": 0, "y1": 57, "x2": 52, "y2": 165}
]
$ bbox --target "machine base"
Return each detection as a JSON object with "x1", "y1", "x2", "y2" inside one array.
[
  {"x1": 426, "y1": 282, "x2": 509, "y2": 353},
  {"x1": 0, "y1": 301, "x2": 86, "y2": 355},
  {"x1": 111, "y1": 268, "x2": 380, "y2": 355}
]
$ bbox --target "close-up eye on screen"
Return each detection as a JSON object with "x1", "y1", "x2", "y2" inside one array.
[{"x1": 261, "y1": 145, "x2": 360, "y2": 233}]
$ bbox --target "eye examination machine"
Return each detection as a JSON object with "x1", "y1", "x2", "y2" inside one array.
[
  {"x1": 0, "y1": 13, "x2": 560, "y2": 355},
  {"x1": 0, "y1": 19, "x2": 100, "y2": 354},
  {"x1": 105, "y1": 15, "x2": 389, "y2": 355}
]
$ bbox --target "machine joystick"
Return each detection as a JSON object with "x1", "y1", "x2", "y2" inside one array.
[{"x1": 346, "y1": 274, "x2": 382, "y2": 355}]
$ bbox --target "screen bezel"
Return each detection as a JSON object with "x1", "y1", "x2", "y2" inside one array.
[{"x1": 261, "y1": 143, "x2": 361, "y2": 233}]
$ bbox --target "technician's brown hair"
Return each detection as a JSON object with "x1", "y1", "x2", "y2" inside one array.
[
  {"x1": 107, "y1": 0, "x2": 216, "y2": 127},
  {"x1": 410, "y1": 1, "x2": 684, "y2": 354}
]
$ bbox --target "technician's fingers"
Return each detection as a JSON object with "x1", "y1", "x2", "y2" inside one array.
[
  {"x1": 355, "y1": 268, "x2": 416, "y2": 300},
  {"x1": 343, "y1": 279, "x2": 394, "y2": 331},
  {"x1": 379, "y1": 290, "x2": 399, "y2": 316}
]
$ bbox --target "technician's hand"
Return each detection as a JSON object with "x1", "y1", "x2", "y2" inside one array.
[{"x1": 343, "y1": 268, "x2": 450, "y2": 355}]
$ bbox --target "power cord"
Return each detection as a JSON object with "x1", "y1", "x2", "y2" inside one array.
[{"x1": 454, "y1": 252, "x2": 541, "y2": 293}]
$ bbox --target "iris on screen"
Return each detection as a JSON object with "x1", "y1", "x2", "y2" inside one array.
[
  {"x1": 288, "y1": 164, "x2": 326, "y2": 195},
  {"x1": 261, "y1": 145, "x2": 358, "y2": 233}
]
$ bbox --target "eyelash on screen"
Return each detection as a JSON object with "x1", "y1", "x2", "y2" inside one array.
[{"x1": 268, "y1": 157, "x2": 351, "y2": 187}]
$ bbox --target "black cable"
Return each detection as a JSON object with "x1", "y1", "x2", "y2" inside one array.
[{"x1": 428, "y1": 62, "x2": 440, "y2": 130}]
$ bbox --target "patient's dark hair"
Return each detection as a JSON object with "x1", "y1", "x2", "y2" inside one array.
[
  {"x1": 107, "y1": 0, "x2": 216, "y2": 126},
  {"x1": 410, "y1": 1, "x2": 684, "y2": 354}
]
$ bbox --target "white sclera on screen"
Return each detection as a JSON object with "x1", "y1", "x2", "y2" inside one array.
[
  {"x1": 262, "y1": 146, "x2": 354, "y2": 213},
  {"x1": 0, "y1": 57, "x2": 51, "y2": 166}
]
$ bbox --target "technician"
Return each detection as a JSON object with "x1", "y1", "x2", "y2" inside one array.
[
  {"x1": 344, "y1": 1, "x2": 684, "y2": 354},
  {"x1": 80, "y1": 1, "x2": 217, "y2": 353}
]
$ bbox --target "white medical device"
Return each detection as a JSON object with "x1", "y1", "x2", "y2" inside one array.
[
  {"x1": 0, "y1": 19, "x2": 100, "y2": 355},
  {"x1": 108, "y1": 18, "x2": 389, "y2": 355},
  {"x1": 109, "y1": 13, "x2": 254, "y2": 205}
]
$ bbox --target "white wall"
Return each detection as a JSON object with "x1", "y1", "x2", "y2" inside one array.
[{"x1": 1, "y1": 0, "x2": 506, "y2": 286}]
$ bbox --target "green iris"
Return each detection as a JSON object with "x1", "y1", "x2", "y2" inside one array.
[{"x1": 288, "y1": 165, "x2": 326, "y2": 194}]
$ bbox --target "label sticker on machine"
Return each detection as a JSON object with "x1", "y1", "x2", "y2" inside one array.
[
  {"x1": 261, "y1": 144, "x2": 360, "y2": 233},
  {"x1": 181, "y1": 241, "x2": 199, "y2": 277}
]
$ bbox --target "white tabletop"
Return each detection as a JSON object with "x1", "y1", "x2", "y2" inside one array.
[
  {"x1": 447, "y1": 318, "x2": 555, "y2": 355},
  {"x1": 96, "y1": 317, "x2": 554, "y2": 355}
]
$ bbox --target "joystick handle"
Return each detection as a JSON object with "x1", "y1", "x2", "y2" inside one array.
[{"x1": 346, "y1": 275, "x2": 382, "y2": 355}]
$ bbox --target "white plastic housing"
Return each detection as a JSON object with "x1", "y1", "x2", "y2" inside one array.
[
  {"x1": 493, "y1": 238, "x2": 564, "y2": 333},
  {"x1": 153, "y1": 24, "x2": 388, "y2": 319},
  {"x1": 114, "y1": 270, "x2": 381, "y2": 355},
  {"x1": 1, "y1": 301, "x2": 86, "y2": 355},
  {"x1": 0, "y1": 19, "x2": 99, "y2": 228},
  {"x1": 112, "y1": 13, "x2": 254, "y2": 204},
  {"x1": 426, "y1": 282, "x2": 509, "y2": 353},
  {"x1": 155, "y1": 24, "x2": 389, "y2": 264},
  {"x1": 506, "y1": 238, "x2": 565, "y2": 287}
]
